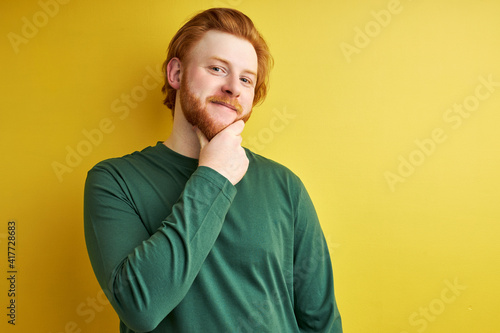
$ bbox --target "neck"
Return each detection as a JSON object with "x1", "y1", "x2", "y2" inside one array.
[{"x1": 163, "y1": 107, "x2": 201, "y2": 159}]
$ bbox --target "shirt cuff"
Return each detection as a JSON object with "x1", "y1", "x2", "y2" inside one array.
[{"x1": 193, "y1": 166, "x2": 237, "y2": 202}]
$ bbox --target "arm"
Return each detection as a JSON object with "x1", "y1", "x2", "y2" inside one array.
[
  {"x1": 293, "y1": 183, "x2": 343, "y2": 332},
  {"x1": 84, "y1": 165, "x2": 235, "y2": 332},
  {"x1": 84, "y1": 121, "x2": 248, "y2": 332}
]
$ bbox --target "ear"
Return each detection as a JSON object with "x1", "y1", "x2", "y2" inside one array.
[{"x1": 167, "y1": 57, "x2": 182, "y2": 90}]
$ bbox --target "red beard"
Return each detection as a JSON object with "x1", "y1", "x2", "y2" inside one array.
[{"x1": 179, "y1": 77, "x2": 252, "y2": 140}]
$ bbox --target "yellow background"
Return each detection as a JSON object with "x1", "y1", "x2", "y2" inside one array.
[{"x1": 1, "y1": 0, "x2": 499, "y2": 332}]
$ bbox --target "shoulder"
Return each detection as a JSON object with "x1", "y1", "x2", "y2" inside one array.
[{"x1": 87, "y1": 144, "x2": 161, "y2": 180}]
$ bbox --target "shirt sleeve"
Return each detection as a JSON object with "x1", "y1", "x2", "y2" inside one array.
[
  {"x1": 293, "y1": 182, "x2": 342, "y2": 332},
  {"x1": 84, "y1": 165, "x2": 236, "y2": 332}
]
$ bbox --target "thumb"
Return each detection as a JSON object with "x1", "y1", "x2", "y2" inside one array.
[{"x1": 194, "y1": 127, "x2": 209, "y2": 150}]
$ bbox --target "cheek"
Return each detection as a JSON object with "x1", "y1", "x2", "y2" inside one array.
[
  {"x1": 243, "y1": 91, "x2": 255, "y2": 111},
  {"x1": 186, "y1": 70, "x2": 211, "y2": 97}
]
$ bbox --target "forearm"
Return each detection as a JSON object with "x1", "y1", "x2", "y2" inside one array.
[
  {"x1": 85, "y1": 166, "x2": 236, "y2": 331},
  {"x1": 293, "y1": 183, "x2": 342, "y2": 332}
]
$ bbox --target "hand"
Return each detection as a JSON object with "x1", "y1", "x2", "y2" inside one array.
[{"x1": 195, "y1": 120, "x2": 249, "y2": 185}]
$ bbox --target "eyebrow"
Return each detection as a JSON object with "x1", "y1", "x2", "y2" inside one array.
[{"x1": 210, "y1": 56, "x2": 257, "y2": 78}]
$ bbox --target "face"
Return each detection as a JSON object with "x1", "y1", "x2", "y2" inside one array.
[{"x1": 179, "y1": 30, "x2": 258, "y2": 140}]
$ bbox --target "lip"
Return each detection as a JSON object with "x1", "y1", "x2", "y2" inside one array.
[{"x1": 211, "y1": 101, "x2": 238, "y2": 112}]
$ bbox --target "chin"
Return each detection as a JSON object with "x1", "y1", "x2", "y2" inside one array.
[{"x1": 200, "y1": 121, "x2": 229, "y2": 141}]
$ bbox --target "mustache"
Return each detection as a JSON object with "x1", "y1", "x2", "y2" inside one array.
[{"x1": 207, "y1": 96, "x2": 243, "y2": 114}]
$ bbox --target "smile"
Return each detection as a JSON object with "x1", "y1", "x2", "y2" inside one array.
[{"x1": 211, "y1": 101, "x2": 238, "y2": 112}]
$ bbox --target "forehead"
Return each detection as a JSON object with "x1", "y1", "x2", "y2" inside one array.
[{"x1": 188, "y1": 30, "x2": 258, "y2": 74}]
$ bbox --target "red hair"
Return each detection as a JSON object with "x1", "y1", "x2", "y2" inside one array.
[{"x1": 161, "y1": 8, "x2": 273, "y2": 113}]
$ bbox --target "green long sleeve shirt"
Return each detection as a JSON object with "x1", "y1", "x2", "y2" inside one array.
[{"x1": 84, "y1": 142, "x2": 342, "y2": 332}]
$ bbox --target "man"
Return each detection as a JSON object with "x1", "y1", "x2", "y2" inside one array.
[{"x1": 84, "y1": 7, "x2": 342, "y2": 332}]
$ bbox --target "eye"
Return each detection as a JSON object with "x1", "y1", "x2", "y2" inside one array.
[
  {"x1": 209, "y1": 66, "x2": 225, "y2": 74},
  {"x1": 240, "y1": 77, "x2": 254, "y2": 86}
]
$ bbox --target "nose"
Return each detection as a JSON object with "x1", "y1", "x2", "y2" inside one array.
[{"x1": 221, "y1": 74, "x2": 241, "y2": 98}]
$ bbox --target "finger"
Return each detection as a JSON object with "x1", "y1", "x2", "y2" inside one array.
[
  {"x1": 194, "y1": 127, "x2": 209, "y2": 149},
  {"x1": 226, "y1": 120, "x2": 245, "y2": 135}
]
